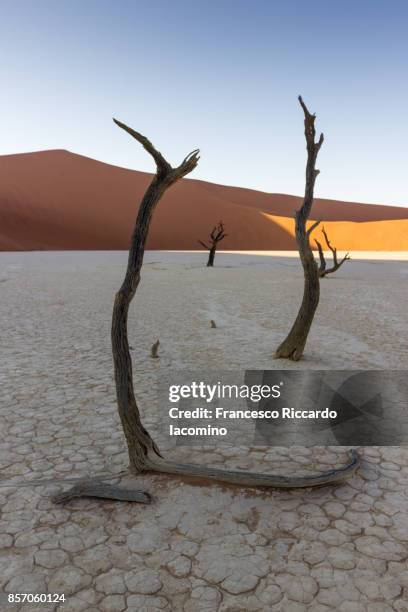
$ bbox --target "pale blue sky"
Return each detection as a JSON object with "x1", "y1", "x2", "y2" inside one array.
[{"x1": 0, "y1": 0, "x2": 407, "y2": 205}]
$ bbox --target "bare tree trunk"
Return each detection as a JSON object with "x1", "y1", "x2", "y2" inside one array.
[
  {"x1": 207, "y1": 246, "x2": 216, "y2": 267},
  {"x1": 275, "y1": 97, "x2": 324, "y2": 361},
  {"x1": 111, "y1": 119, "x2": 200, "y2": 473}
]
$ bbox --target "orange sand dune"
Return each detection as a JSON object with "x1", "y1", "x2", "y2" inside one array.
[
  {"x1": 0, "y1": 150, "x2": 407, "y2": 251},
  {"x1": 270, "y1": 215, "x2": 408, "y2": 252}
]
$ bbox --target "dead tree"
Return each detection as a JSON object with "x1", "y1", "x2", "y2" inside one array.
[
  {"x1": 198, "y1": 221, "x2": 227, "y2": 266},
  {"x1": 54, "y1": 118, "x2": 359, "y2": 503},
  {"x1": 275, "y1": 96, "x2": 324, "y2": 361},
  {"x1": 315, "y1": 227, "x2": 350, "y2": 278}
]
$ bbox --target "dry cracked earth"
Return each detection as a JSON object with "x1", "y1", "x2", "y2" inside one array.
[{"x1": 1, "y1": 251, "x2": 408, "y2": 611}]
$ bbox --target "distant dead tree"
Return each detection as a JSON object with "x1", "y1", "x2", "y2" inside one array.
[
  {"x1": 275, "y1": 96, "x2": 324, "y2": 361},
  {"x1": 198, "y1": 221, "x2": 227, "y2": 266},
  {"x1": 54, "y1": 114, "x2": 359, "y2": 504},
  {"x1": 314, "y1": 227, "x2": 350, "y2": 277}
]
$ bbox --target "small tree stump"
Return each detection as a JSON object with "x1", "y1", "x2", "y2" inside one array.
[{"x1": 151, "y1": 339, "x2": 160, "y2": 359}]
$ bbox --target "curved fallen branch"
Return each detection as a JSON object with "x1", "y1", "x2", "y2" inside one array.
[
  {"x1": 145, "y1": 449, "x2": 360, "y2": 488},
  {"x1": 54, "y1": 450, "x2": 360, "y2": 502}
]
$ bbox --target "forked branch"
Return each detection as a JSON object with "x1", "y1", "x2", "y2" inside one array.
[{"x1": 315, "y1": 227, "x2": 350, "y2": 277}]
